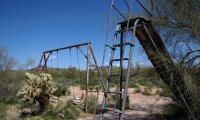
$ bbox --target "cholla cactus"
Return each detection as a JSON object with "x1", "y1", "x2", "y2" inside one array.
[{"x1": 17, "y1": 72, "x2": 56, "y2": 111}]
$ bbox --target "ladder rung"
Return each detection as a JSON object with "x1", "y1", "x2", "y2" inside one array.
[
  {"x1": 102, "y1": 91, "x2": 122, "y2": 94},
  {"x1": 115, "y1": 27, "x2": 134, "y2": 33},
  {"x1": 114, "y1": 42, "x2": 134, "y2": 47},
  {"x1": 105, "y1": 44, "x2": 116, "y2": 50},
  {"x1": 105, "y1": 108, "x2": 123, "y2": 113},
  {"x1": 112, "y1": 58, "x2": 129, "y2": 62},
  {"x1": 109, "y1": 74, "x2": 127, "y2": 77}
]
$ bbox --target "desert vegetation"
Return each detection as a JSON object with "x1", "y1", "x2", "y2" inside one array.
[
  {"x1": 0, "y1": 0, "x2": 200, "y2": 120},
  {"x1": 0, "y1": 46, "x2": 192, "y2": 120}
]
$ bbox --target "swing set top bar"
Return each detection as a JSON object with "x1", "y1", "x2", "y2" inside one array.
[{"x1": 43, "y1": 42, "x2": 91, "y2": 54}]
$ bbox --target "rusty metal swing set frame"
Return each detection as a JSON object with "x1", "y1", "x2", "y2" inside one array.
[{"x1": 36, "y1": 42, "x2": 101, "y2": 113}]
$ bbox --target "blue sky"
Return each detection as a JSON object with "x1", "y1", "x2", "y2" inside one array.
[{"x1": 0, "y1": 0, "x2": 151, "y2": 69}]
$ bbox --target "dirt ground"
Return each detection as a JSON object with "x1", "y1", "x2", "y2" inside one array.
[
  {"x1": 4, "y1": 86, "x2": 173, "y2": 120},
  {"x1": 62, "y1": 86, "x2": 173, "y2": 120}
]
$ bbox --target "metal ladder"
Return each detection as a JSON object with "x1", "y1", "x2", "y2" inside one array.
[{"x1": 99, "y1": 19, "x2": 140, "y2": 120}]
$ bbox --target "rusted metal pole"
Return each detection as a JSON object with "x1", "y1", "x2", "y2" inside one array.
[
  {"x1": 85, "y1": 44, "x2": 90, "y2": 113},
  {"x1": 88, "y1": 44, "x2": 105, "y2": 90},
  {"x1": 42, "y1": 52, "x2": 51, "y2": 70},
  {"x1": 78, "y1": 46, "x2": 93, "y2": 66},
  {"x1": 44, "y1": 42, "x2": 91, "y2": 53},
  {"x1": 37, "y1": 42, "x2": 93, "y2": 72}
]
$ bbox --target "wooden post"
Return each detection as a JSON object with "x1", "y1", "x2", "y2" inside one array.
[{"x1": 85, "y1": 44, "x2": 90, "y2": 113}]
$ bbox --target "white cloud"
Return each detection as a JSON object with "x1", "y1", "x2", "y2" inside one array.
[
  {"x1": 105, "y1": 61, "x2": 109, "y2": 66},
  {"x1": 114, "y1": 63, "x2": 120, "y2": 67},
  {"x1": 49, "y1": 55, "x2": 57, "y2": 60}
]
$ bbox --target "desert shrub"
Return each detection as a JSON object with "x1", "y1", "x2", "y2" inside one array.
[
  {"x1": 0, "y1": 102, "x2": 8, "y2": 119},
  {"x1": 80, "y1": 84, "x2": 86, "y2": 90},
  {"x1": 54, "y1": 76, "x2": 67, "y2": 84},
  {"x1": 160, "y1": 88, "x2": 175, "y2": 98},
  {"x1": 88, "y1": 86, "x2": 94, "y2": 91},
  {"x1": 134, "y1": 77, "x2": 165, "y2": 88},
  {"x1": 0, "y1": 47, "x2": 21, "y2": 103},
  {"x1": 43, "y1": 115, "x2": 55, "y2": 120},
  {"x1": 87, "y1": 95, "x2": 96, "y2": 113},
  {"x1": 129, "y1": 81, "x2": 137, "y2": 88},
  {"x1": 151, "y1": 113, "x2": 166, "y2": 120},
  {"x1": 0, "y1": 82, "x2": 20, "y2": 104},
  {"x1": 53, "y1": 85, "x2": 68, "y2": 98},
  {"x1": 42, "y1": 105, "x2": 60, "y2": 120},
  {"x1": 64, "y1": 100, "x2": 80, "y2": 119},
  {"x1": 17, "y1": 72, "x2": 57, "y2": 112},
  {"x1": 24, "y1": 116, "x2": 44, "y2": 120},
  {"x1": 0, "y1": 72, "x2": 24, "y2": 104},
  {"x1": 125, "y1": 96, "x2": 130, "y2": 109},
  {"x1": 163, "y1": 104, "x2": 187, "y2": 119},
  {"x1": 43, "y1": 100, "x2": 80, "y2": 120},
  {"x1": 95, "y1": 85, "x2": 99, "y2": 91},
  {"x1": 151, "y1": 104, "x2": 187, "y2": 120},
  {"x1": 136, "y1": 77, "x2": 149, "y2": 86},
  {"x1": 134, "y1": 86, "x2": 142, "y2": 93},
  {"x1": 142, "y1": 87, "x2": 151, "y2": 96},
  {"x1": 63, "y1": 67, "x2": 79, "y2": 80},
  {"x1": 155, "y1": 89, "x2": 161, "y2": 95}
]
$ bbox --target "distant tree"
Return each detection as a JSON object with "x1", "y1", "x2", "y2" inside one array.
[
  {"x1": 17, "y1": 57, "x2": 35, "y2": 71},
  {"x1": 143, "y1": 0, "x2": 200, "y2": 68},
  {"x1": 26, "y1": 57, "x2": 35, "y2": 68},
  {"x1": 0, "y1": 47, "x2": 17, "y2": 80}
]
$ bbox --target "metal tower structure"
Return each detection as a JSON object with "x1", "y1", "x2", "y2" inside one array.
[{"x1": 94, "y1": 0, "x2": 197, "y2": 120}]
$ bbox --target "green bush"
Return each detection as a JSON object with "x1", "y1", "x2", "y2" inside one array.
[
  {"x1": 163, "y1": 104, "x2": 187, "y2": 120},
  {"x1": 87, "y1": 95, "x2": 96, "y2": 113},
  {"x1": 134, "y1": 86, "x2": 141, "y2": 93},
  {"x1": 25, "y1": 116, "x2": 44, "y2": 120},
  {"x1": 95, "y1": 85, "x2": 99, "y2": 92},
  {"x1": 54, "y1": 76, "x2": 67, "y2": 84},
  {"x1": 42, "y1": 105, "x2": 59, "y2": 120},
  {"x1": 53, "y1": 85, "x2": 68, "y2": 98},
  {"x1": 88, "y1": 86, "x2": 94, "y2": 91},
  {"x1": 129, "y1": 81, "x2": 137, "y2": 88},
  {"x1": 0, "y1": 83, "x2": 20, "y2": 104},
  {"x1": 43, "y1": 100, "x2": 80, "y2": 120},
  {"x1": 0, "y1": 102, "x2": 8, "y2": 119},
  {"x1": 142, "y1": 87, "x2": 151, "y2": 96},
  {"x1": 0, "y1": 74, "x2": 23, "y2": 104},
  {"x1": 80, "y1": 84, "x2": 86, "y2": 90},
  {"x1": 125, "y1": 96, "x2": 130, "y2": 109},
  {"x1": 64, "y1": 100, "x2": 80, "y2": 119},
  {"x1": 151, "y1": 104, "x2": 187, "y2": 120},
  {"x1": 160, "y1": 88, "x2": 177, "y2": 101}
]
